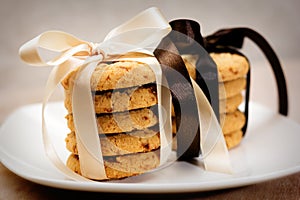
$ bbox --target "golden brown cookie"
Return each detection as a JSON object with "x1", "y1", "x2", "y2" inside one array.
[
  {"x1": 219, "y1": 77, "x2": 246, "y2": 99},
  {"x1": 62, "y1": 61, "x2": 156, "y2": 92},
  {"x1": 66, "y1": 107, "x2": 158, "y2": 134},
  {"x1": 220, "y1": 110, "x2": 246, "y2": 134},
  {"x1": 219, "y1": 93, "x2": 243, "y2": 113},
  {"x1": 66, "y1": 151, "x2": 160, "y2": 180},
  {"x1": 171, "y1": 109, "x2": 245, "y2": 135},
  {"x1": 182, "y1": 53, "x2": 249, "y2": 82},
  {"x1": 64, "y1": 84, "x2": 158, "y2": 114},
  {"x1": 209, "y1": 52, "x2": 249, "y2": 82},
  {"x1": 224, "y1": 130, "x2": 243, "y2": 149},
  {"x1": 65, "y1": 129, "x2": 160, "y2": 156},
  {"x1": 182, "y1": 54, "x2": 198, "y2": 80},
  {"x1": 171, "y1": 93, "x2": 243, "y2": 116},
  {"x1": 171, "y1": 129, "x2": 243, "y2": 151}
]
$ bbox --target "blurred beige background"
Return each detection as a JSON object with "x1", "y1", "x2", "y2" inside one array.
[{"x1": 0, "y1": 0, "x2": 299, "y2": 123}]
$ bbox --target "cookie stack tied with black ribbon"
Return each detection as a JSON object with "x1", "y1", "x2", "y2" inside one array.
[
  {"x1": 182, "y1": 52, "x2": 249, "y2": 149},
  {"x1": 61, "y1": 61, "x2": 161, "y2": 180}
]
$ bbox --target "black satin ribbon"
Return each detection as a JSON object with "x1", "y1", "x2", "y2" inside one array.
[
  {"x1": 205, "y1": 28, "x2": 289, "y2": 134},
  {"x1": 154, "y1": 20, "x2": 220, "y2": 160},
  {"x1": 154, "y1": 34, "x2": 201, "y2": 160}
]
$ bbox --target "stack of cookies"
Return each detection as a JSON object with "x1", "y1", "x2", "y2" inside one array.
[
  {"x1": 61, "y1": 61, "x2": 162, "y2": 180},
  {"x1": 182, "y1": 52, "x2": 249, "y2": 149},
  {"x1": 61, "y1": 54, "x2": 248, "y2": 180}
]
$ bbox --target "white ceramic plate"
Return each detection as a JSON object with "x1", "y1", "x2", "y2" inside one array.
[{"x1": 1, "y1": 102, "x2": 300, "y2": 193}]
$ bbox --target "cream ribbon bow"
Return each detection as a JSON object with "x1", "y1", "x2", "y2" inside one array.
[{"x1": 19, "y1": 7, "x2": 231, "y2": 181}]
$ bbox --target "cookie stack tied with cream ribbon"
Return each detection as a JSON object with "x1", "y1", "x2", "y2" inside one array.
[
  {"x1": 182, "y1": 52, "x2": 249, "y2": 149},
  {"x1": 62, "y1": 61, "x2": 162, "y2": 180}
]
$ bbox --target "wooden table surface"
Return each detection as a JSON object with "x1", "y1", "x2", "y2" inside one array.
[{"x1": 1, "y1": 58, "x2": 300, "y2": 199}]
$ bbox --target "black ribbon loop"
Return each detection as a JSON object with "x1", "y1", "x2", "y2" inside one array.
[
  {"x1": 205, "y1": 28, "x2": 288, "y2": 135},
  {"x1": 205, "y1": 27, "x2": 288, "y2": 117}
]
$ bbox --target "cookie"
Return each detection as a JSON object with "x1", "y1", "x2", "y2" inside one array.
[
  {"x1": 66, "y1": 129, "x2": 160, "y2": 156},
  {"x1": 66, "y1": 107, "x2": 158, "y2": 134},
  {"x1": 64, "y1": 84, "x2": 158, "y2": 114},
  {"x1": 62, "y1": 61, "x2": 156, "y2": 92},
  {"x1": 220, "y1": 110, "x2": 246, "y2": 134},
  {"x1": 171, "y1": 92, "x2": 243, "y2": 116},
  {"x1": 219, "y1": 93, "x2": 243, "y2": 113},
  {"x1": 182, "y1": 53, "x2": 249, "y2": 82},
  {"x1": 224, "y1": 130, "x2": 243, "y2": 149},
  {"x1": 171, "y1": 109, "x2": 245, "y2": 136},
  {"x1": 219, "y1": 77, "x2": 246, "y2": 99},
  {"x1": 209, "y1": 52, "x2": 249, "y2": 82},
  {"x1": 66, "y1": 150, "x2": 160, "y2": 180},
  {"x1": 182, "y1": 54, "x2": 197, "y2": 80},
  {"x1": 171, "y1": 129, "x2": 243, "y2": 151}
]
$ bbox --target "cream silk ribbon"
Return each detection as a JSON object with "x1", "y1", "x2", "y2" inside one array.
[
  {"x1": 191, "y1": 79, "x2": 232, "y2": 173},
  {"x1": 19, "y1": 7, "x2": 231, "y2": 181}
]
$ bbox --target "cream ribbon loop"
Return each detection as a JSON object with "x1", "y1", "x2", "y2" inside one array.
[{"x1": 19, "y1": 31, "x2": 91, "y2": 66}]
